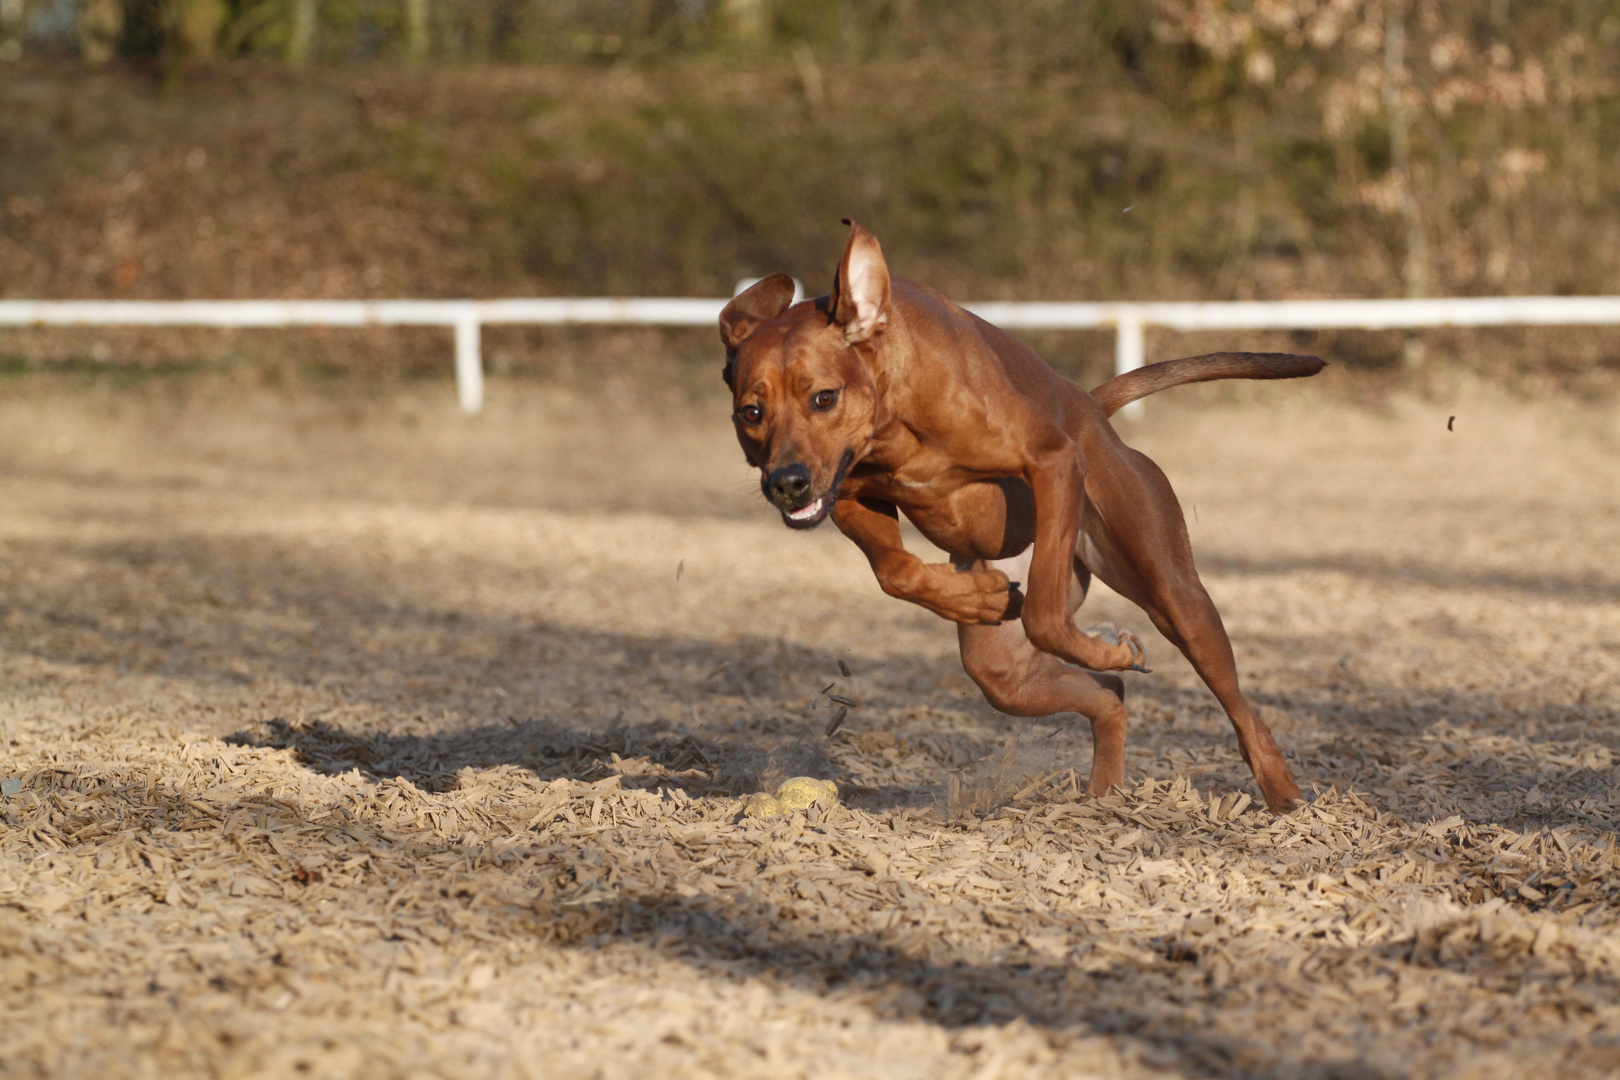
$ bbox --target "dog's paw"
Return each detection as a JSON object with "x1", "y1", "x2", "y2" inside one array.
[
  {"x1": 934, "y1": 566, "x2": 1019, "y2": 624},
  {"x1": 1082, "y1": 625, "x2": 1152, "y2": 673},
  {"x1": 965, "y1": 568, "x2": 1022, "y2": 623}
]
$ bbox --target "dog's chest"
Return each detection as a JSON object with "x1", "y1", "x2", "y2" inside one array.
[
  {"x1": 896, "y1": 478, "x2": 1034, "y2": 561},
  {"x1": 857, "y1": 461, "x2": 973, "y2": 515},
  {"x1": 900, "y1": 506, "x2": 1002, "y2": 560}
]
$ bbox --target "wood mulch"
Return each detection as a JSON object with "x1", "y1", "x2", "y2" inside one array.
[{"x1": 2, "y1": 378, "x2": 1619, "y2": 1078}]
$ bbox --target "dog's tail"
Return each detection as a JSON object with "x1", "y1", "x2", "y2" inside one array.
[{"x1": 1090, "y1": 351, "x2": 1325, "y2": 417}]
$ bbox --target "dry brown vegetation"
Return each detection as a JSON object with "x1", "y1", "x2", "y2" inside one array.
[{"x1": 3, "y1": 369, "x2": 1620, "y2": 1078}]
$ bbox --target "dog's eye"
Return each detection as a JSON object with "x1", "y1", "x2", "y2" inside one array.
[
  {"x1": 737, "y1": 404, "x2": 764, "y2": 425},
  {"x1": 813, "y1": 389, "x2": 839, "y2": 410}
]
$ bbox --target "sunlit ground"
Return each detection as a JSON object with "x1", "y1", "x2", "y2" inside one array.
[{"x1": 2, "y1": 373, "x2": 1619, "y2": 1079}]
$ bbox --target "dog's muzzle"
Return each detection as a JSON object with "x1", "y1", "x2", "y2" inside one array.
[{"x1": 763, "y1": 452, "x2": 852, "y2": 530}]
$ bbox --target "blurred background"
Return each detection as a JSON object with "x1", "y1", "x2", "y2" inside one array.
[{"x1": 1, "y1": 0, "x2": 1618, "y2": 391}]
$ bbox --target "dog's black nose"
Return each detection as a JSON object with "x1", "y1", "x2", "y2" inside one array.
[{"x1": 766, "y1": 464, "x2": 813, "y2": 506}]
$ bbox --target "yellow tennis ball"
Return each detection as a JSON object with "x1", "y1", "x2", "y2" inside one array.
[
  {"x1": 741, "y1": 792, "x2": 785, "y2": 819},
  {"x1": 774, "y1": 777, "x2": 838, "y2": 811}
]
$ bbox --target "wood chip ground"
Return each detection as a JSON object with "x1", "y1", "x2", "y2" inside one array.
[{"x1": 2, "y1": 377, "x2": 1619, "y2": 1079}]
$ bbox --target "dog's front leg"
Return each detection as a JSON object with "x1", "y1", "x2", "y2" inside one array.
[
  {"x1": 832, "y1": 497, "x2": 1016, "y2": 624},
  {"x1": 1020, "y1": 447, "x2": 1144, "y2": 671}
]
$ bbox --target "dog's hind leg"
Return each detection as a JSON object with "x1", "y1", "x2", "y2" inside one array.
[
  {"x1": 1085, "y1": 452, "x2": 1304, "y2": 812},
  {"x1": 1098, "y1": 524, "x2": 1304, "y2": 811},
  {"x1": 1132, "y1": 584, "x2": 1302, "y2": 812},
  {"x1": 958, "y1": 610, "x2": 1130, "y2": 797}
]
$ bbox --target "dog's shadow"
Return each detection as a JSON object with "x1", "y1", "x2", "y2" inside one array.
[{"x1": 225, "y1": 712, "x2": 931, "y2": 812}]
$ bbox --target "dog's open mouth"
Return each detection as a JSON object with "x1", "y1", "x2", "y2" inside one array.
[
  {"x1": 782, "y1": 495, "x2": 831, "y2": 528},
  {"x1": 776, "y1": 449, "x2": 854, "y2": 531}
]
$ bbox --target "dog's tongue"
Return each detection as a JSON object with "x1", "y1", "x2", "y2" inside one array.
[{"x1": 788, "y1": 497, "x2": 824, "y2": 521}]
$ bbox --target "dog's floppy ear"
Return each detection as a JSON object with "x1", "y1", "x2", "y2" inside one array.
[
  {"x1": 720, "y1": 273, "x2": 797, "y2": 351},
  {"x1": 829, "y1": 219, "x2": 890, "y2": 344}
]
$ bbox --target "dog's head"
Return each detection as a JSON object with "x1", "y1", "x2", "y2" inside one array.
[{"x1": 719, "y1": 220, "x2": 891, "y2": 530}]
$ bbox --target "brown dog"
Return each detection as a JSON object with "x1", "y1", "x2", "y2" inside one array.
[{"x1": 719, "y1": 222, "x2": 1323, "y2": 812}]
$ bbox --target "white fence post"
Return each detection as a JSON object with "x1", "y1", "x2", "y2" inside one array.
[
  {"x1": 454, "y1": 309, "x2": 483, "y2": 415},
  {"x1": 1114, "y1": 308, "x2": 1146, "y2": 420}
]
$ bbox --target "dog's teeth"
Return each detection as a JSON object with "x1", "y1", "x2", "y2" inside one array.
[{"x1": 788, "y1": 498, "x2": 823, "y2": 520}]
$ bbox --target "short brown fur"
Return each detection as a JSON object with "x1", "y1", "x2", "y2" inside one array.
[{"x1": 720, "y1": 223, "x2": 1324, "y2": 811}]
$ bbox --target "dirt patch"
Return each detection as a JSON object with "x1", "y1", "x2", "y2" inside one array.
[{"x1": 2, "y1": 374, "x2": 1619, "y2": 1078}]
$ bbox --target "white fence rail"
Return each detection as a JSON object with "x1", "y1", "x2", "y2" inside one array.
[{"x1": 3, "y1": 295, "x2": 1619, "y2": 416}]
